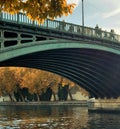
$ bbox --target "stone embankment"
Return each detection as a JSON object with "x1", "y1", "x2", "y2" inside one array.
[
  {"x1": 0, "y1": 100, "x2": 87, "y2": 106},
  {"x1": 88, "y1": 98, "x2": 120, "y2": 112}
]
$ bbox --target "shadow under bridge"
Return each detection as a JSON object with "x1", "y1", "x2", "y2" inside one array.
[{"x1": 1, "y1": 40, "x2": 120, "y2": 99}]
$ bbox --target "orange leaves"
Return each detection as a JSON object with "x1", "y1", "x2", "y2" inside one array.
[
  {"x1": 0, "y1": 67, "x2": 17, "y2": 94},
  {"x1": 20, "y1": 68, "x2": 55, "y2": 94},
  {"x1": 0, "y1": 0, "x2": 75, "y2": 23},
  {"x1": 0, "y1": 67, "x2": 86, "y2": 97},
  {"x1": 49, "y1": 0, "x2": 75, "y2": 19},
  {"x1": 0, "y1": 0, "x2": 21, "y2": 14},
  {"x1": 23, "y1": 0, "x2": 50, "y2": 23}
]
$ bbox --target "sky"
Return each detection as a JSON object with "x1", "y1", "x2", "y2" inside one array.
[{"x1": 58, "y1": 0, "x2": 120, "y2": 34}]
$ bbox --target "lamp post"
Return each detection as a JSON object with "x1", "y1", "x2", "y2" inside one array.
[
  {"x1": 82, "y1": 0, "x2": 84, "y2": 35},
  {"x1": 82, "y1": 0, "x2": 84, "y2": 27}
]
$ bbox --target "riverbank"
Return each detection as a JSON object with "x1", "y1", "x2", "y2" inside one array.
[{"x1": 0, "y1": 100, "x2": 87, "y2": 106}]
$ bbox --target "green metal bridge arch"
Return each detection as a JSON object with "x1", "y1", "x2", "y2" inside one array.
[
  {"x1": 1, "y1": 39, "x2": 120, "y2": 62},
  {"x1": 1, "y1": 39, "x2": 120, "y2": 98}
]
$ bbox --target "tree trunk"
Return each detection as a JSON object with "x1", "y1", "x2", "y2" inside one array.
[
  {"x1": 52, "y1": 92, "x2": 56, "y2": 101},
  {"x1": 8, "y1": 93, "x2": 14, "y2": 102},
  {"x1": 36, "y1": 93, "x2": 40, "y2": 101},
  {"x1": 18, "y1": 89, "x2": 25, "y2": 102},
  {"x1": 67, "y1": 88, "x2": 73, "y2": 101},
  {"x1": 20, "y1": 94, "x2": 25, "y2": 102}
]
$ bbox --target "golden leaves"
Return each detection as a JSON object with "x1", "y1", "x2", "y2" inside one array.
[
  {"x1": 0, "y1": 67, "x2": 17, "y2": 94},
  {"x1": 49, "y1": 0, "x2": 75, "y2": 18},
  {"x1": 0, "y1": 67, "x2": 88, "y2": 97},
  {"x1": 0, "y1": 0, "x2": 75, "y2": 23},
  {"x1": 0, "y1": 0, "x2": 21, "y2": 14}
]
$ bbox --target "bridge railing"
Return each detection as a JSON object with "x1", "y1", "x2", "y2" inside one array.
[{"x1": 0, "y1": 12, "x2": 120, "y2": 44}]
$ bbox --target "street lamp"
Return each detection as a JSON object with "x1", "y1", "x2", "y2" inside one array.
[
  {"x1": 82, "y1": 0, "x2": 84, "y2": 35},
  {"x1": 82, "y1": 0, "x2": 84, "y2": 27}
]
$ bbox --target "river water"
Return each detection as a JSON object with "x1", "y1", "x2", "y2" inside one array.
[{"x1": 0, "y1": 105, "x2": 120, "y2": 129}]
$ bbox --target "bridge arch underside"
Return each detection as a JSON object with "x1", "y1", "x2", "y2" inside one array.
[{"x1": 1, "y1": 48, "x2": 120, "y2": 99}]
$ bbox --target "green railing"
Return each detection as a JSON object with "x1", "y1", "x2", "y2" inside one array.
[{"x1": 0, "y1": 12, "x2": 120, "y2": 43}]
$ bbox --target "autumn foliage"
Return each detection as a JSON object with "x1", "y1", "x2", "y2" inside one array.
[
  {"x1": 0, "y1": 0, "x2": 75, "y2": 23},
  {"x1": 0, "y1": 67, "x2": 89, "y2": 101}
]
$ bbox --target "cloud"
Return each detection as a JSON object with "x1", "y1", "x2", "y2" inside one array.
[{"x1": 103, "y1": 8, "x2": 120, "y2": 18}]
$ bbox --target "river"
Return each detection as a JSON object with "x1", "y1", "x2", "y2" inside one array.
[{"x1": 0, "y1": 105, "x2": 120, "y2": 129}]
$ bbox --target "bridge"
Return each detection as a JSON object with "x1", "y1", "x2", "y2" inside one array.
[{"x1": 1, "y1": 12, "x2": 120, "y2": 99}]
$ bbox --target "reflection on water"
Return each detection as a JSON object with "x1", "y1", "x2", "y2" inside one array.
[
  {"x1": 0, "y1": 105, "x2": 120, "y2": 129},
  {"x1": 88, "y1": 112, "x2": 120, "y2": 129}
]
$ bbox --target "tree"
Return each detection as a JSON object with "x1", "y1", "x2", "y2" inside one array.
[
  {"x1": 0, "y1": 0, "x2": 75, "y2": 23},
  {"x1": 0, "y1": 67, "x2": 89, "y2": 101},
  {"x1": 21, "y1": 68, "x2": 56, "y2": 101},
  {"x1": 10, "y1": 67, "x2": 29, "y2": 101},
  {"x1": 0, "y1": 67, "x2": 17, "y2": 101},
  {"x1": 60, "y1": 77, "x2": 74, "y2": 100}
]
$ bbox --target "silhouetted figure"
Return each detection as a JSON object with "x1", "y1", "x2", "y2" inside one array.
[
  {"x1": 110, "y1": 29, "x2": 115, "y2": 40},
  {"x1": 104, "y1": 30, "x2": 108, "y2": 38},
  {"x1": 77, "y1": 26, "x2": 81, "y2": 33},
  {"x1": 69, "y1": 25, "x2": 74, "y2": 32},
  {"x1": 59, "y1": 20, "x2": 66, "y2": 31},
  {"x1": 95, "y1": 24, "x2": 101, "y2": 37}
]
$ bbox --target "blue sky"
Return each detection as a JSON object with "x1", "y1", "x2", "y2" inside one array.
[{"x1": 58, "y1": 0, "x2": 120, "y2": 34}]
